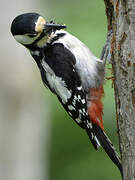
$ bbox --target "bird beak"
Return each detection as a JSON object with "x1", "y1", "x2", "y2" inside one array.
[{"x1": 43, "y1": 22, "x2": 66, "y2": 32}]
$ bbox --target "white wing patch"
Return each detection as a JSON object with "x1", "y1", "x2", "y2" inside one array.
[
  {"x1": 47, "y1": 74, "x2": 71, "y2": 103},
  {"x1": 42, "y1": 60, "x2": 71, "y2": 103}
]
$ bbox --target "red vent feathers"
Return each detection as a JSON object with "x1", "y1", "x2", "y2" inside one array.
[{"x1": 88, "y1": 86, "x2": 104, "y2": 130}]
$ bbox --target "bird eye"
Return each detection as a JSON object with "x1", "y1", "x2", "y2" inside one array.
[{"x1": 27, "y1": 34, "x2": 37, "y2": 38}]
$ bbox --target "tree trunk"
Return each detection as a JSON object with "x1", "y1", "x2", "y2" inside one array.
[{"x1": 104, "y1": 0, "x2": 135, "y2": 179}]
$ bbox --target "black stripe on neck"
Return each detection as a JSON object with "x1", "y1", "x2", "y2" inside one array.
[
  {"x1": 25, "y1": 32, "x2": 45, "y2": 50},
  {"x1": 48, "y1": 33, "x2": 66, "y2": 44},
  {"x1": 25, "y1": 32, "x2": 66, "y2": 50}
]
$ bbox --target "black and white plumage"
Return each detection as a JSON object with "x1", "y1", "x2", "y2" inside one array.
[{"x1": 11, "y1": 13, "x2": 123, "y2": 177}]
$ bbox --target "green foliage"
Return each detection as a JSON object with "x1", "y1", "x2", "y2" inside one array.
[{"x1": 41, "y1": 0, "x2": 121, "y2": 179}]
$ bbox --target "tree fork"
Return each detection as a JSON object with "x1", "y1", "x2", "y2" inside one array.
[{"x1": 104, "y1": 0, "x2": 135, "y2": 179}]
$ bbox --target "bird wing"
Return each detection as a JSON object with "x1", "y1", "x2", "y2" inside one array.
[
  {"x1": 41, "y1": 42, "x2": 101, "y2": 149},
  {"x1": 52, "y1": 30, "x2": 105, "y2": 129},
  {"x1": 52, "y1": 30, "x2": 105, "y2": 92}
]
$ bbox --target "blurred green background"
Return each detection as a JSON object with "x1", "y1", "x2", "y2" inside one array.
[
  {"x1": 40, "y1": 0, "x2": 121, "y2": 179},
  {"x1": 3, "y1": 0, "x2": 121, "y2": 179}
]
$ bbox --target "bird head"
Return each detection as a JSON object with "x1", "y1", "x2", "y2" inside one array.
[{"x1": 11, "y1": 12, "x2": 66, "y2": 46}]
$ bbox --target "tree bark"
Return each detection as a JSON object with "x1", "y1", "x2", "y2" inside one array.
[{"x1": 104, "y1": 0, "x2": 135, "y2": 180}]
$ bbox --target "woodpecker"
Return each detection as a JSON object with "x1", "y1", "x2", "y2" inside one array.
[{"x1": 11, "y1": 13, "x2": 122, "y2": 176}]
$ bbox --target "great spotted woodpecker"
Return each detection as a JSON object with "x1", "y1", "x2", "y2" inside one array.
[{"x1": 11, "y1": 13, "x2": 122, "y2": 176}]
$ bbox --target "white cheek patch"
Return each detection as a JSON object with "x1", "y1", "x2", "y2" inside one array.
[{"x1": 14, "y1": 35, "x2": 37, "y2": 45}]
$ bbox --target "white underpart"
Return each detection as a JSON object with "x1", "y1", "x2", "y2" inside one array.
[
  {"x1": 41, "y1": 60, "x2": 71, "y2": 103},
  {"x1": 52, "y1": 30, "x2": 103, "y2": 90}
]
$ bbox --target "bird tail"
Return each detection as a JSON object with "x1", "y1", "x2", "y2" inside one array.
[
  {"x1": 86, "y1": 123, "x2": 123, "y2": 178},
  {"x1": 85, "y1": 127, "x2": 100, "y2": 150}
]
